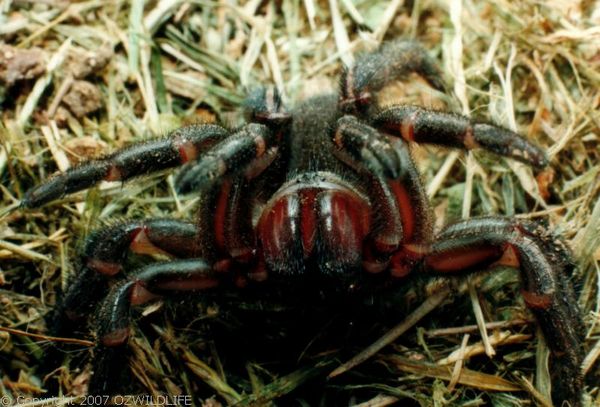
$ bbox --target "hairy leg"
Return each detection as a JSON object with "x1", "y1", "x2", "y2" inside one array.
[
  {"x1": 244, "y1": 85, "x2": 291, "y2": 127},
  {"x1": 424, "y1": 217, "x2": 584, "y2": 406},
  {"x1": 46, "y1": 219, "x2": 199, "y2": 339},
  {"x1": 373, "y1": 105, "x2": 548, "y2": 167},
  {"x1": 175, "y1": 123, "x2": 279, "y2": 193},
  {"x1": 23, "y1": 86, "x2": 291, "y2": 208},
  {"x1": 22, "y1": 124, "x2": 230, "y2": 208},
  {"x1": 90, "y1": 259, "x2": 222, "y2": 394},
  {"x1": 340, "y1": 41, "x2": 446, "y2": 116}
]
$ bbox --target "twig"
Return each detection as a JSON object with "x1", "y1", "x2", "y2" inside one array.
[
  {"x1": 425, "y1": 318, "x2": 531, "y2": 337},
  {"x1": 328, "y1": 284, "x2": 451, "y2": 378},
  {"x1": 0, "y1": 326, "x2": 94, "y2": 347}
]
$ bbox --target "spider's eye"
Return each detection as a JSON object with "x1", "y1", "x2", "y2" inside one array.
[
  {"x1": 254, "y1": 111, "x2": 292, "y2": 127},
  {"x1": 244, "y1": 86, "x2": 291, "y2": 128}
]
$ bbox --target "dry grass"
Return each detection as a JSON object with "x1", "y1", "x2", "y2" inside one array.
[{"x1": 1, "y1": 0, "x2": 599, "y2": 406}]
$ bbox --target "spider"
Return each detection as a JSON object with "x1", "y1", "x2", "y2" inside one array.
[{"x1": 22, "y1": 41, "x2": 584, "y2": 406}]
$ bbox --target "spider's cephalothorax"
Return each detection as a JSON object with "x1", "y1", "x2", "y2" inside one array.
[{"x1": 22, "y1": 41, "x2": 584, "y2": 406}]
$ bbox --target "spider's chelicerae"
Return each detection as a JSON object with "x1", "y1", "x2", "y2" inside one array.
[{"x1": 23, "y1": 41, "x2": 584, "y2": 405}]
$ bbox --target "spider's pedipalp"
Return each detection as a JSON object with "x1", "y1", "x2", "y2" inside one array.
[
  {"x1": 331, "y1": 117, "x2": 432, "y2": 275},
  {"x1": 21, "y1": 124, "x2": 230, "y2": 208},
  {"x1": 424, "y1": 217, "x2": 584, "y2": 405},
  {"x1": 340, "y1": 41, "x2": 446, "y2": 115},
  {"x1": 175, "y1": 123, "x2": 278, "y2": 193},
  {"x1": 373, "y1": 105, "x2": 549, "y2": 167},
  {"x1": 334, "y1": 115, "x2": 401, "y2": 178}
]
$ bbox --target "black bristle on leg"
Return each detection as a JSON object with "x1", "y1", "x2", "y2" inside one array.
[
  {"x1": 21, "y1": 124, "x2": 230, "y2": 208},
  {"x1": 40, "y1": 218, "x2": 202, "y2": 388},
  {"x1": 423, "y1": 218, "x2": 584, "y2": 406},
  {"x1": 243, "y1": 86, "x2": 292, "y2": 128},
  {"x1": 39, "y1": 267, "x2": 109, "y2": 393},
  {"x1": 332, "y1": 116, "x2": 433, "y2": 274},
  {"x1": 334, "y1": 115, "x2": 401, "y2": 178},
  {"x1": 44, "y1": 218, "x2": 200, "y2": 334},
  {"x1": 373, "y1": 105, "x2": 549, "y2": 168},
  {"x1": 175, "y1": 123, "x2": 279, "y2": 193},
  {"x1": 43, "y1": 266, "x2": 108, "y2": 335},
  {"x1": 77, "y1": 219, "x2": 199, "y2": 279},
  {"x1": 22, "y1": 162, "x2": 111, "y2": 209},
  {"x1": 339, "y1": 41, "x2": 446, "y2": 116},
  {"x1": 86, "y1": 259, "x2": 222, "y2": 395},
  {"x1": 50, "y1": 267, "x2": 111, "y2": 326},
  {"x1": 88, "y1": 344, "x2": 129, "y2": 397}
]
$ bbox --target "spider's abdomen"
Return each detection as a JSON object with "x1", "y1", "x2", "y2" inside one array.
[{"x1": 257, "y1": 172, "x2": 370, "y2": 283}]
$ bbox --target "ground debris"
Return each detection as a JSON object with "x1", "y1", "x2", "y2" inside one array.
[
  {"x1": 0, "y1": 43, "x2": 45, "y2": 87},
  {"x1": 62, "y1": 80, "x2": 103, "y2": 117}
]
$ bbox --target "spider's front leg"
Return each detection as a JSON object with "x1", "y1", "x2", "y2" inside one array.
[
  {"x1": 22, "y1": 86, "x2": 290, "y2": 208},
  {"x1": 424, "y1": 217, "x2": 584, "y2": 406},
  {"x1": 373, "y1": 105, "x2": 548, "y2": 168},
  {"x1": 175, "y1": 123, "x2": 280, "y2": 193},
  {"x1": 22, "y1": 124, "x2": 230, "y2": 208}
]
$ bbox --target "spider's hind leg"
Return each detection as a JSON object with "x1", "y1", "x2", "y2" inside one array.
[
  {"x1": 49, "y1": 219, "x2": 199, "y2": 328},
  {"x1": 41, "y1": 219, "x2": 200, "y2": 392},
  {"x1": 340, "y1": 41, "x2": 446, "y2": 116},
  {"x1": 423, "y1": 217, "x2": 584, "y2": 406},
  {"x1": 89, "y1": 258, "x2": 223, "y2": 394}
]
